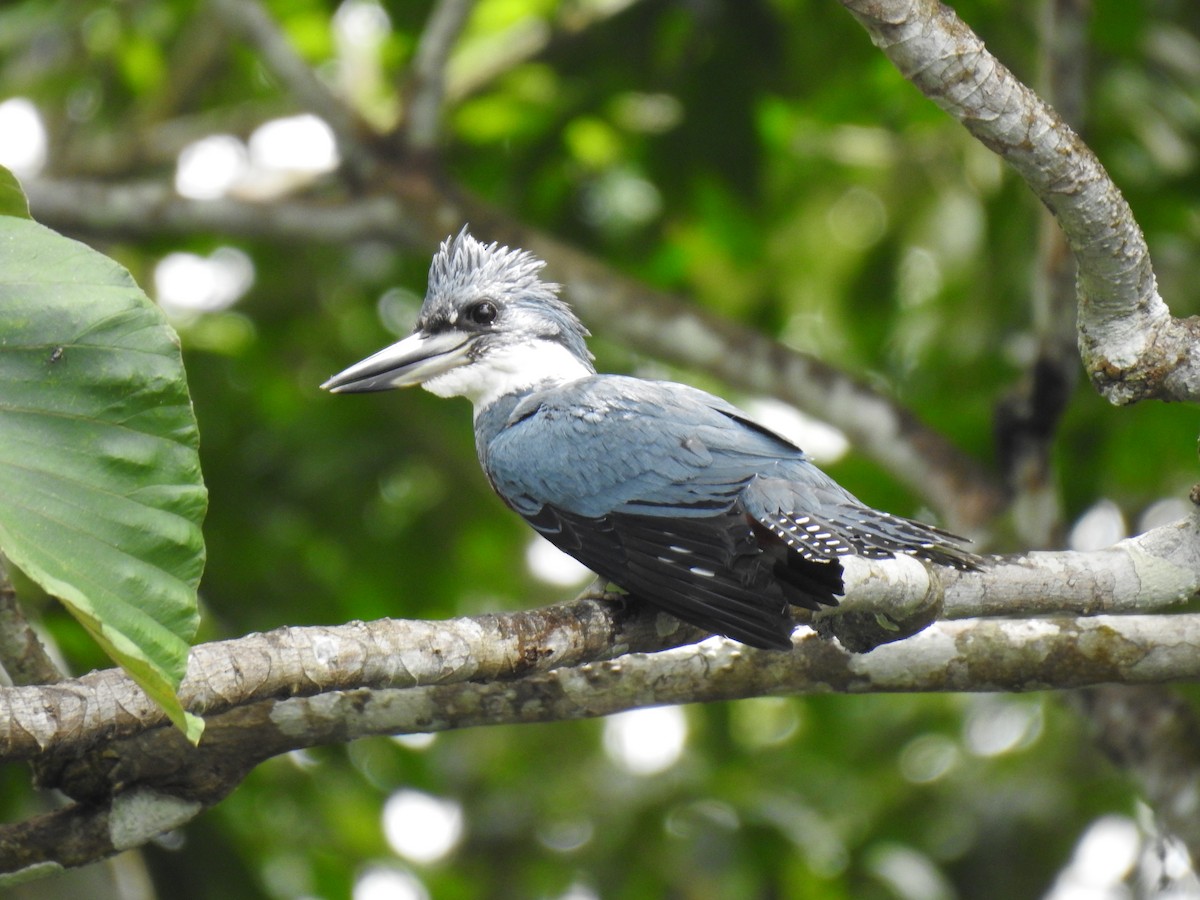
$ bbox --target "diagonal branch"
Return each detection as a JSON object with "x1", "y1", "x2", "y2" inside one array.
[
  {"x1": 444, "y1": 0, "x2": 646, "y2": 102},
  {"x1": 0, "y1": 557, "x2": 62, "y2": 687},
  {"x1": 207, "y1": 0, "x2": 372, "y2": 171},
  {"x1": 399, "y1": 0, "x2": 478, "y2": 151},
  {"x1": 839, "y1": 0, "x2": 1200, "y2": 406}
]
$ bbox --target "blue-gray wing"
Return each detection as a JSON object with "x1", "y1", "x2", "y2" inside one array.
[
  {"x1": 480, "y1": 375, "x2": 975, "y2": 649},
  {"x1": 479, "y1": 377, "x2": 834, "y2": 648},
  {"x1": 483, "y1": 376, "x2": 789, "y2": 520},
  {"x1": 484, "y1": 376, "x2": 976, "y2": 565}
]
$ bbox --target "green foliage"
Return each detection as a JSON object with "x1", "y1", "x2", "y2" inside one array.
[
  {"x1": 0, "y1": 210, "x2": 206, "y2": 739},
  {"x1": 0, "y1": 166, "x2": 29, "y2": 218},
  {"x1": 3, "y1": 0, "x2": 1200, "y2": 897}
]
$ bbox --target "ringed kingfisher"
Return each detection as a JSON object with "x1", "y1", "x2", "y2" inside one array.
[{"x1": 323, "y1": 230, "x2": 978, "y2": 650}]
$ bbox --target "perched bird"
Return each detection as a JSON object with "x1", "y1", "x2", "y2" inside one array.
[{"x1": 323, "y1": 230, "x2": 977, "y2": 650}]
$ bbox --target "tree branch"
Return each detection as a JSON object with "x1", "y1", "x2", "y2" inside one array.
[
  {"x1": 444, "y1": 0, "x2": 646, "y2": 102},
  {"x1": 400, "y1": 0, "x2": 477, "y2": 151},
  {"x1": 0, "y1": 596, "x2": 696, "y2": 765},
  {"x1": 0, "y1": 558, "x2": 62, "y2": 687},
  {"x1": 839, "y1": 0, "x2": 1200, "y2": 406},
  {"x1": 0, "y1": 787, "x2": 202, "y2": 884},
  {"x1": 23, "y1": 179, "x2": 419, "y2": 246},
  {"x1": 7, "y1": 0, "x2": 1200, "y2": 887},
  {"x1": 7, "y1": 608, "x2": 1200, "y2": 878},
  {"x1": 994, "y1": 0, "x2": 1089, "y2": 548},
  {"x1": 1068, "y1": 686, "x2": 1200, "y2": 865},
  {"x1": 3, "y1": 512, "x2": 1197, "y2": 767},
  {"x1": 207, "y1": 0, "x2": 372, "y2": 172}
]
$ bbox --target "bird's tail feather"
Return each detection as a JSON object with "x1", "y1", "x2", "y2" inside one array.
[{"x1": 759, "y1": 508, "x2": 981, "y2": 571}]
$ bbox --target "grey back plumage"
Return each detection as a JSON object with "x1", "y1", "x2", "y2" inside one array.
[
  {"x1": 481, "y1": 376, "x2": 805, "y2": 518},
  {"x1": 477, "y1": 372, "x2": 977, "y2": 648},
  {"x1": 480, "y1": 374, "x2": 974, "y2": 566}
]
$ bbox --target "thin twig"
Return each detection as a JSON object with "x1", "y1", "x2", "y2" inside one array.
[
  {"x1": 445, "y1": 0, "x2": 646, "y2": 102},
  {"x1": 0, "y1": 557, "x2": 62, "y2": 687},
  {"x1": 207, "y1": 0, "x2": 370, "y2": 170},
  {"x1": 401, "y1": 0, "x2": 477, "y2": 151},
  {"x1": 996, "y1": 0, "x2": 1090, "y2": 547}
]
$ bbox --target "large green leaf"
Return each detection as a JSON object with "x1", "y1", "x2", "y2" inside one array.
[
  {"x1": 0, "y1": 216, "x2": 206, "y2": 740},
  {"x1": 0, "y1": 166, "x2": 30, "y2": 219}
]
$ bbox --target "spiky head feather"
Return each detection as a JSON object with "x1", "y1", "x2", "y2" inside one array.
[{"x1": 419, "y1": 228, "x2": 593, "y2": 366}]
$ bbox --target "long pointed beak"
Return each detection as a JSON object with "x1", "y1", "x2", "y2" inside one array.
[{"x1": 321, "y1": 330, "x2": 473, "y2": 393}]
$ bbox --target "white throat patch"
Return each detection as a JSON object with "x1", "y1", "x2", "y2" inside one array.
[{"x1": 422, "y1": 339, "x2": 592, "y2": 414}]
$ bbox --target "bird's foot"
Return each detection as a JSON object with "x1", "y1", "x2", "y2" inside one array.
[{"x1": 576, "y1": 576, "x2": 631, "y2": 609}]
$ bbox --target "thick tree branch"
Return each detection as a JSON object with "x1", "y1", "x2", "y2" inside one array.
[
  {"x1": 821, "y1": 512, "x2": 1200, "y2": 648},
  {"x1": 839, "y1": 0, "x2": 1200, "y2": 406},
  {"x1": 0, "y1": 596, "x2": 695, "y2": 765},
  {"x1": 7, "y1": 609, "x2": 1200, "y2": 878},
  {"x1": 2, "y1": 513, "x2": 1197, "y2": 767}
]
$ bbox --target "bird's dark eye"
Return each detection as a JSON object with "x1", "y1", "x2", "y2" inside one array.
[{"x1": 466, "y1": 300, "x2": 498, "y2": 326}]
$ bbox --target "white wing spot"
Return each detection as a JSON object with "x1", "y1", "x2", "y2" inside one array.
[{"x1": 689, "y1": 566, "x2": 717, "y2": 578}]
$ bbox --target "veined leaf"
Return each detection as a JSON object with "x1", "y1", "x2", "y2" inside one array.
[
  {"x1": 0, "y1": 166, "x2": 30, "y2": 219},
  {"x1": 0, "y1": 215, "x2": 206, "y2": 740}
]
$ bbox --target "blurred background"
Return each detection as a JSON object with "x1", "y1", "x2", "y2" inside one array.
[{"x1": 2, "y1": 0, "x2": 1200, "y2": 897}]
